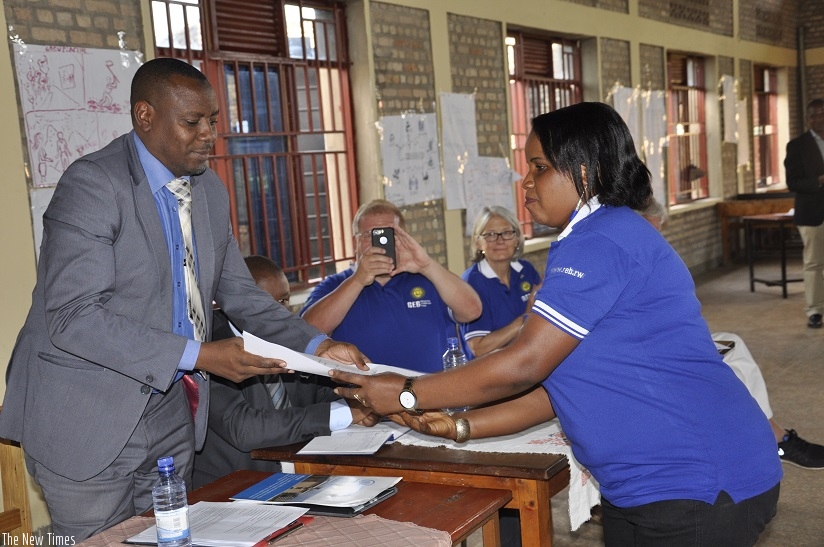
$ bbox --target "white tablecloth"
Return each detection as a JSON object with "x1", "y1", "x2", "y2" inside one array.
[{"x1": 393, "y1": 418, "x2": 600, "y2": 531}]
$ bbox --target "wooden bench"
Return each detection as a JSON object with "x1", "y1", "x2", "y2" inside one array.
[{"x1": 716, "y1": 194, "x2": 795, "y2": 264}]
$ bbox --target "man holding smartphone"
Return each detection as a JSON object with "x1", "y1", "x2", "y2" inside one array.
[{"x1": 301, "y1": 199, "x2": 482, "y2": 373}]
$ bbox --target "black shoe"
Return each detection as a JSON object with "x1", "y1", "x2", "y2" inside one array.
[
  {"x1": 778, "y1": 429, "x2": 824, "y2": 469},
  {"x1": 808, "y1": 314, "x2": 822, "y2": 328}
]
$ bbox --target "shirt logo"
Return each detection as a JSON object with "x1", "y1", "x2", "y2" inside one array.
[
  {"x1": 549, "y1": 266, "x2": 585, "y2": 279},
  {"x1": 520, "y1": 281, "x2": 532, "y2": 293},
  {"x1": 407, "y1": 286, "x2": 431, "y2": 309}
]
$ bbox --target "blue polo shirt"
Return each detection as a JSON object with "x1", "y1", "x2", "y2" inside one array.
[
  {"x1": 460, "y1": 259, "x2": 542, "y2": 360},
  {"x1": 534, "y1": 200, "x2": 782, "y2": 508},
  {"x1": 301, "y1": 270, "x2": 457, "y2": 373}
]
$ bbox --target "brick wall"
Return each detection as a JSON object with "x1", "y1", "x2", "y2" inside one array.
[
  {"x1": 448, "y1": 13, "x2": 509, "y2": 265},
  {"x1": 371, "y1": 2, "x2": 436, "y2": 116},
  {"x1": 638, "y1": 0, "x2": 733, "y2": 37},
  {"x1": 739, "y1": 59, "x2": 755, "y2": 193},
  {"x1": 640, "y1": 43, "x2": 665, "y2": 90},
  {"x1": 807, "y1": 65, "x2": 824, "y2": 108},
  {"x1": 718, "y1": 56, "x2": 738, "y2": 198},
  {"x1": 558, "y1": 0, "x2": 628, "y2": 13},
  {"x1": 739, "y1": 0, "x2": 797, "y2": 49},
  {"x1": 600, "y1": 38, "x2": 631, "y2": 91},
  {"x1": 5, "y1": 0, "x2": 143, "y2": 49},
  {"x1": 787, "y1": 66, "x2": 799, "y2": 139},
  {"x1": 663, "y1": 206, "x2": 722, "y2": 273},
  {"x1": 799, "y1": 0, "x2": 824, "y2": 49},
  {"x1": 370, "y1": 2, "x2": 446, "y2": 266},
  {"x1": 447, "y1": 14, "x2": 508, "y2": 158}
]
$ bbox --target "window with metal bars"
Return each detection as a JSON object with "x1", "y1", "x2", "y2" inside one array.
[
  {"x1": 666, "y1": 53, "x2": 708, "y2": 205},
  {"x1": 753, "y1": 65, "x2": 780, "y2": 189},
  {"x1": 506, "y1": 31, "x2": 582, "y2": 238},
  {"x1": 149, "y1": 0, "x2": 357, "y2": 289}
]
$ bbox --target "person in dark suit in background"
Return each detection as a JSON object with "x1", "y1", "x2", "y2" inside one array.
[
  {"x1": 193, "y1": 256, "x2": 380, "y2": 489},
  {"x1": 0, "y1": 58, "x2": 367, "y2": 541},
  {"x1": 785, "y1": 98, "x2": 824, "y2": 328}
]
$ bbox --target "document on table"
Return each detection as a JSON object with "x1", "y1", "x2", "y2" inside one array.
[
  {"x1": 231, "y1": 473, "x2": 401, "y2": 517},
  {"x1": 124, "y1": 501, "x2": 309, "y2": 547},
  {"x1": 297, "y1": 424, "x2": 406, "y2": 455},
  {"x1": 241, "y1": 331, "x2": 425, "y2": 377}
]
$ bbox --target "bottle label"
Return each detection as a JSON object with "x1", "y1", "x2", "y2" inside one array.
[{"x1": 156, "y1": 507, "x2": 190, "y2": 542}]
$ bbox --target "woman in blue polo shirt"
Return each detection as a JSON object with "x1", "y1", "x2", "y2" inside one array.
[
  {"x1": 332, "y1": 102, "x2": 782, "y2": 546},
  {"x1": 460, "y1": 206, "x2": 542, "y2": 360}
]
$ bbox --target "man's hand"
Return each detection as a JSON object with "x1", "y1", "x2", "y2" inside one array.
[
  {"x1": 347, "y1": 399, "x2": 382, "y2": 427},
  {"x1": 315, "y1": 339, "x2": 371, "y2": 371},
  {"x1": 196, "y1": 337, "x2": 288, "y2": 383},
  {"x1": 388, "y1": 410, "x2": 458, "y2": 440},
  {"x1": 352, "y1": 246, "x2": 395, "y2": 286},
  {"x1": 391, "y1": 225, "x2": 434, "y2": 275}
]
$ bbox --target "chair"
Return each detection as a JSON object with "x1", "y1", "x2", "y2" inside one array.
[{"x1": 0, "y1": 406, "x2": 33, "y2": 539}]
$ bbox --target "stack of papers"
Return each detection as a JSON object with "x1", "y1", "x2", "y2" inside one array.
[
  {"x1": 125, "y1": 501, "x2": 309, "y2": 546},
  {"x1": 231, "y1": 473, "x2": 402, "y2": 517}
]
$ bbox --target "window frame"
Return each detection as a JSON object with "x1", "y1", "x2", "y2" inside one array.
[
  {"x1": 149, "y1": 0, "x2": 358, "y2": 289},
  {"x1": 666, "y1": 53, "x2": 709, "y2": 206},
  {"x1": 507, "y1": 30, "x2": 583, "y2": 238},
  {"x1": 753, "y1": 65, "x2": 780, "y2": 190}
]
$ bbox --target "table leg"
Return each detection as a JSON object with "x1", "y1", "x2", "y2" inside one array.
[
  {"x1": 481, "y1": 511, "x2": 501, "y2": 547},
  {"x1": 516, "y1": 479, "x2": 552, "y2": 547}
]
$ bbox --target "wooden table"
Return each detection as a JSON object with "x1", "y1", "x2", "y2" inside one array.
[
  {"x1": 252, "y1": 442, "x2": 570, "y2": 547},
  {"x1": 743, "y1": 213, "x2": 802, "y2": 298},
  {"x1": 143, "y1": 470, "x2": 512, "y2": 546}
]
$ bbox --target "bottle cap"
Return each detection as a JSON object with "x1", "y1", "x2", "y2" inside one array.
[
  {"x1": 447, "y1": 337, "x2": 458, "y2": 346},
  {"x1": 157, "y1": 456, "x2": 175, "y2": 471}
]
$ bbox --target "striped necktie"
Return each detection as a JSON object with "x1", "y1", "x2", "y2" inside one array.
[
  {"x1": 166, "y1": 177, "x2": 206, "y2": 418},
  {"x1": 265, "y1": 375, "x2": 289, "y2": 410}
]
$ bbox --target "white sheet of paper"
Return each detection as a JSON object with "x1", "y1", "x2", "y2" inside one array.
[
  {"x1": 297, "y1": 427, "x2": 395, "y2": 455},
  {"x1": 126, "y1": 501, "x2": 308, "y2": 547},
  {"x1": 242, "y1": 331, "x2": 425, "y2": 377}
]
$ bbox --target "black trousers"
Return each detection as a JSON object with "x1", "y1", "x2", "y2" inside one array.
[{"x1": 601, "y1": 482, "x2": 780, "y2": 547}]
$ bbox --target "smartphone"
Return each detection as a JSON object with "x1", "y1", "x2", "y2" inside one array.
[{"x1": 371, "y1": 227, "x2": 396, "y2": 266}]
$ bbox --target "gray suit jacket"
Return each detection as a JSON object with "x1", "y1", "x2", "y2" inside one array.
[
  {"x1": 0, "y1": 132, "x2": 321, "y2": 481},
  {"x1": 192, "y1": 312, "x2": 340, "y2": 489}
]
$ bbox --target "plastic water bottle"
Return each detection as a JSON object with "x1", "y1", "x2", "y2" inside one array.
[
  {"x1": 152, "y1": 456, "x2": 192, "y2": 547},
  {"x1": 442, "y1": 337, "x2": 469, "y2": 413}
]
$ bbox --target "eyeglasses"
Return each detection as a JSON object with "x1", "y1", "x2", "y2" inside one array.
[{"x1": 478, "y1": 230, "x2": 518, "y2": 242}]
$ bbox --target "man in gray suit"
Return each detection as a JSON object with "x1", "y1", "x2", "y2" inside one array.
[
  {"x1": 786, "y1": 98, "x2": 824, "y2": 328},
  {"x1": 193, "y1": 256, "x2": 380, "y2": 489},
  {"x1": 0, "y1": 58, "x2": 367, "y2": 541}
]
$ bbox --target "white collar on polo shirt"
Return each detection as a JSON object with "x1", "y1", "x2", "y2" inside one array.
[
  {"x1": 478, "y1": 258, "x2": 524, "y2": 280},
  {"x1": 557, "y1": 195, "x2": 602, "y2": 242}
]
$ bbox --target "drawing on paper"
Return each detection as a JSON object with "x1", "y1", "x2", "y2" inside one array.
[{"x1": 14, "y1": 44, "x2": 139, "y2": 186}]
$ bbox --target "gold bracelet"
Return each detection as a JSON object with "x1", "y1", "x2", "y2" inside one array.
[{"x1": 454, "y1": 417, "x2": 471, "y2": 443}]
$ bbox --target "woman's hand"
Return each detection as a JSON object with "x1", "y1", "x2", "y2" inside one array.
[
  {"x1": 388, "y1": 411, "x2": 458, "y2": 440},
  {"x1": 330, "y1": 370, "x2": 407, "y2": 415}
]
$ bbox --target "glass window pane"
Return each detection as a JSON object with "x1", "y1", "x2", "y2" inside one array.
[
  {"x1": 152, "y1": 2, "x2": 169, "y2": 48},
  {"x1": 169, "y1": 4, "x2": 186, "y2": 49},
  {"x1": 186, "y1": 6, "x2": 202, "y2": 51}
]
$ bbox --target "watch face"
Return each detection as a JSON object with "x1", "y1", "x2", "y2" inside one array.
[{"x1": 399, "y1": 390, "x2": 416, "y2": 409}]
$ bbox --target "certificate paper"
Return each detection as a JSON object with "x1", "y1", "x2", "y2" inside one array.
[{"x1": 242, "y1": 331, "x2": 425, "y2": 378}]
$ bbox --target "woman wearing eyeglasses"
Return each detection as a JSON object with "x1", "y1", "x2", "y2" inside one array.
[{"x1": 461, "y1": 207, "x2": 542, "y2": 359}]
